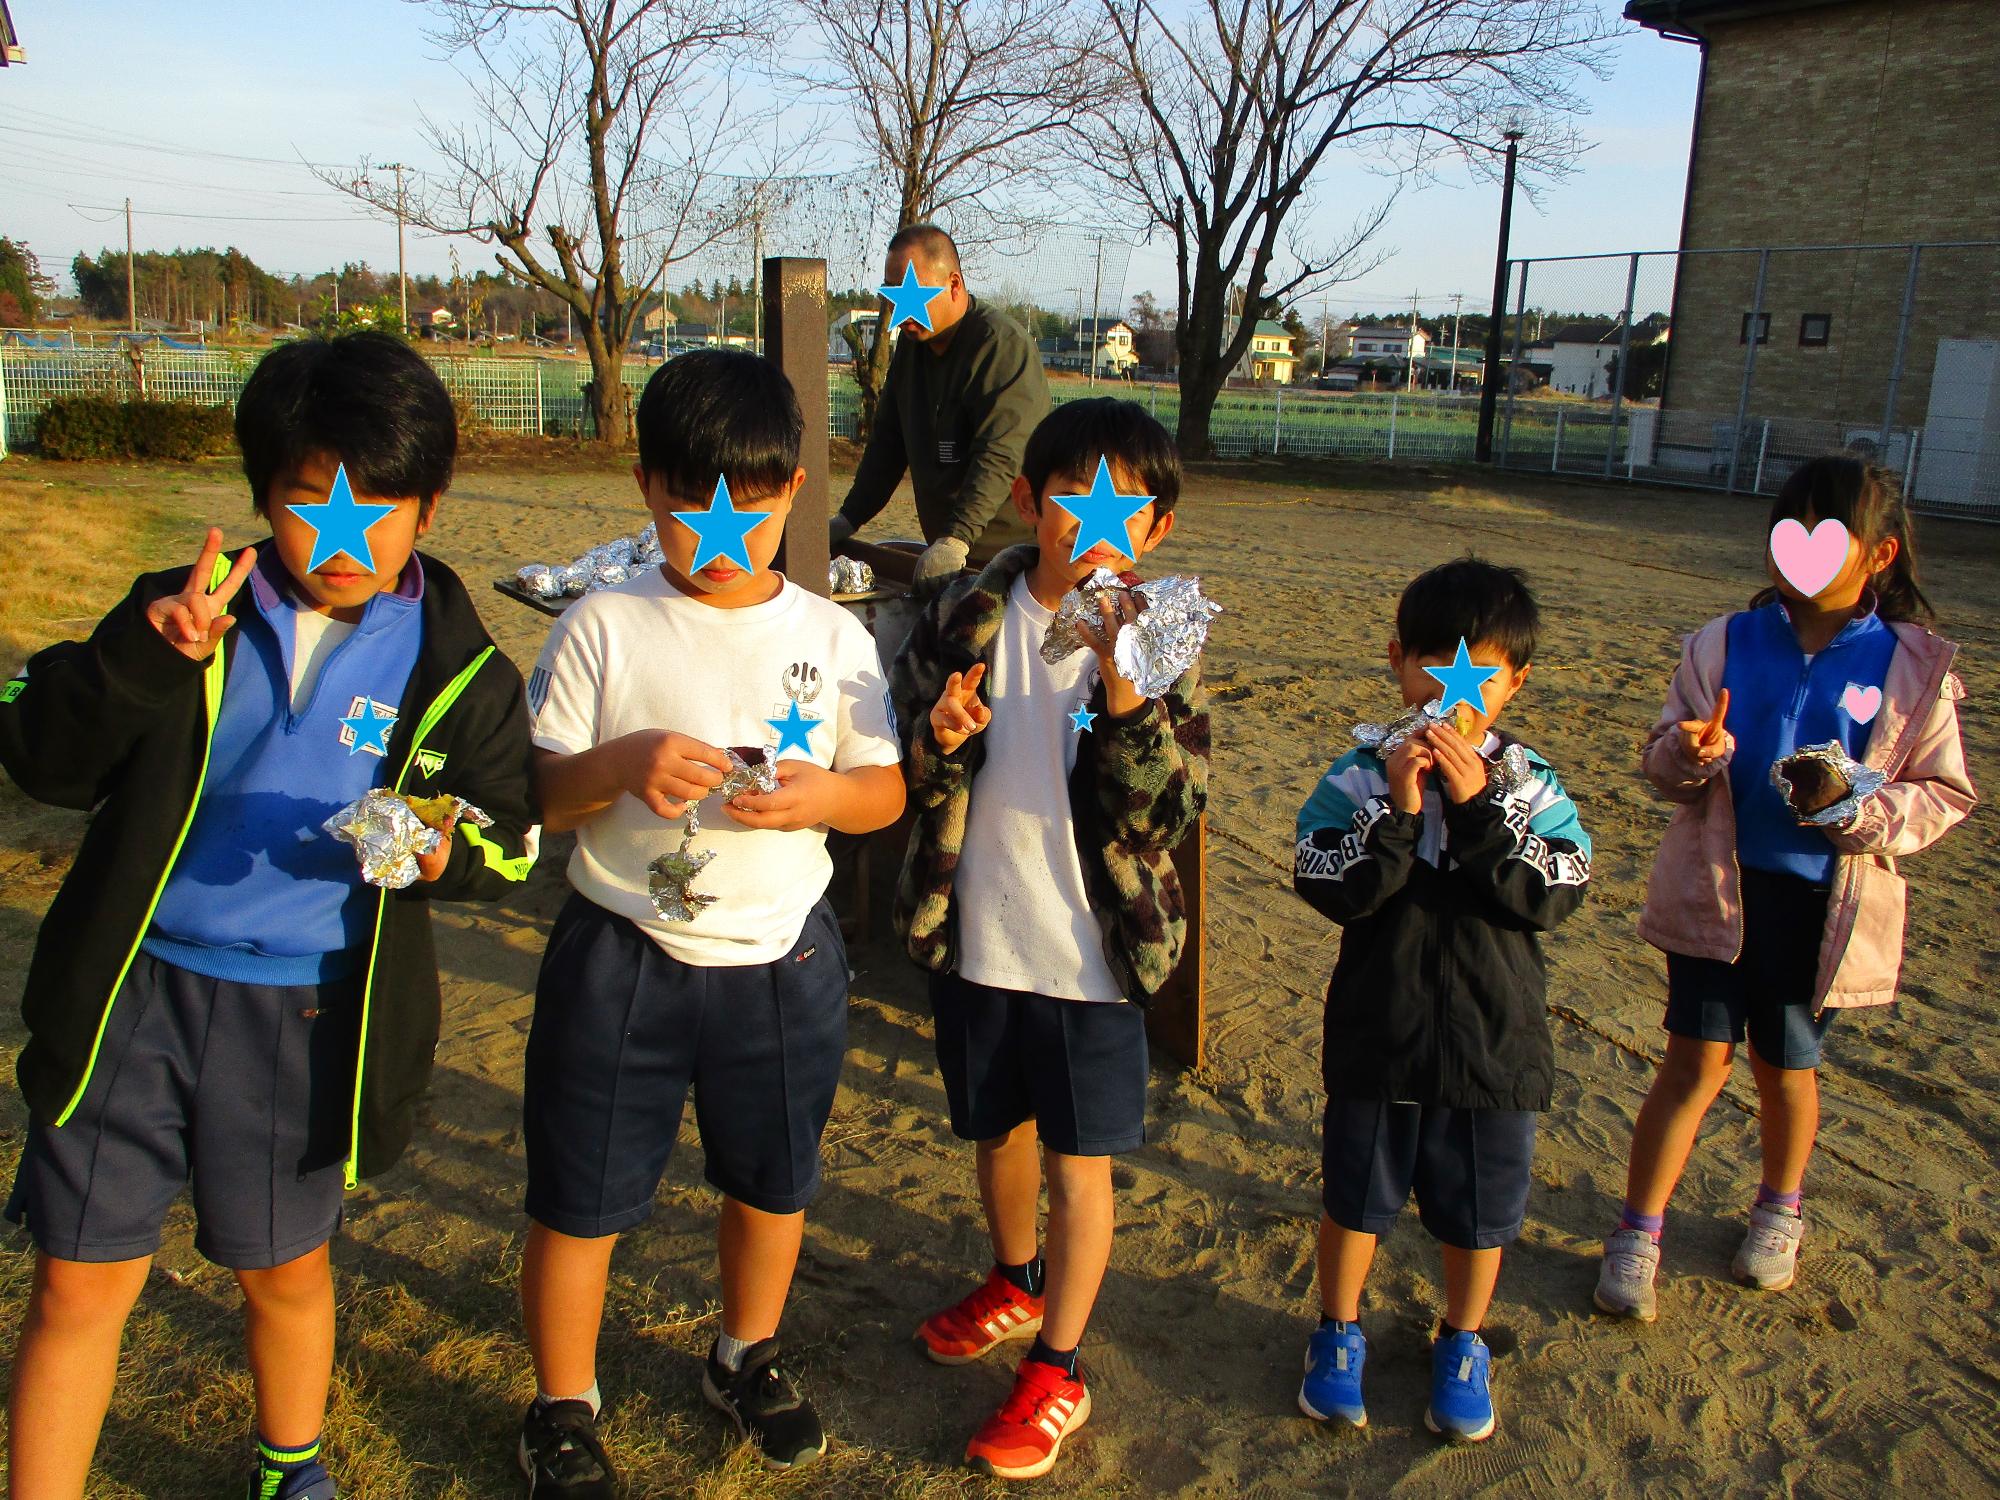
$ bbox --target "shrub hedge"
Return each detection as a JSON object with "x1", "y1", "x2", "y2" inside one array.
[{"x1": 37, "y1": 397, "x2": 235, "y2": 461}]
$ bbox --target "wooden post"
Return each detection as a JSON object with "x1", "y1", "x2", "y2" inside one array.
[
  {"x1": 1146, "y1": 813, "x2": 1208, "y2": 1069},
  {"x1": 764, "y1": 256, "x2": 830, "y2": 597}
]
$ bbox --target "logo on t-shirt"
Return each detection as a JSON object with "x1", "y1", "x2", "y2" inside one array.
[
  {"x1": 414, "y1": 749, "x2": 448, "y2": 779},
  {"x1": 338, "y1": 696, "x2": 400, "y2": 757},
  {"x1": 526, "y1": 665, "x2": 553, "y2": 717}
]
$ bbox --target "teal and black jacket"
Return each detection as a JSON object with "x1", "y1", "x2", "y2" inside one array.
[{"x1": 0, "y1": 545, "x2": 538, "y2": 1185}]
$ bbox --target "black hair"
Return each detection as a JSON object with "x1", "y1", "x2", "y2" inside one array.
[
  {"x1": 888, "y1": 223, "x2": 961, "y2": 274},
  {"x1": 1751, "y1": 454, "x2": 1933, "y2": 623},
  {"x1": 235, "y1": 331, "x2": 455, "y2": 518},
  {"x1": 634, "y1": 348, "x2": 803, "y2": 500},
  {"x1": 1020, "y1": 398, "x2": 1182, "y2": 517},
  {"x1": 1396, "y1": 557, "x2": 1540, "y2": 670}
]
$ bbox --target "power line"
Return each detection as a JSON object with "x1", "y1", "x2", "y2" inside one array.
[{"x1": 68, "y1": 202, "x2": 373, "y2": 224}]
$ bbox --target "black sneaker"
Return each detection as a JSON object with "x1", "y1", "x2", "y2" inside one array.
[
  {"x1": 700, "y1": 1338, "x2": 827, "y2": 1468},
  {"x1": 517, "y1": 1398, "x2": 617, "y2": 1497}
]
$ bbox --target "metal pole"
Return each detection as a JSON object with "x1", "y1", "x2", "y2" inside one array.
[
  {"x1": 1451, "y1": 292, "x2": 1463, "y2": 393},
  {"x1": 1407, "y1": 289, "x2": 1420, "y2": 392},
  {"x1": 1605, "y1": 252, "x2": 1641, "y2": 478},
  {"x1": 1552, "y1": 410, "x2": 1564, "y2": 472},
  {"x1": 1724, "y1": 249, "x2": 1771, "y2": 494},
  {"x1": 1089, "y1": 239, "x2": 1103, "y2": 389},
  {"x1": 1880, "y1": 244, "x2": 1922, "y2": 447},
  {"x1": 1499, "y1": 260, "x2": 1529, "y2": 467},
  {"x1": 1272, "y1": 385, "x2": 1281, "y2": 454},
  {"x1": 1753, "y1": 418, "x2": 1772, "y2": 492},
  {"x1": 1475, "y1": 132, "x2": 1523, "y2": 462},
  {"x1": 1388, "y1": 393, "x2": 1400, "y2": 461},
  {"x1": 534, "y1": 360, "x2": 544, "y2": 435},
  {"x1": 124, "y1": 198, "x2": 136, "y2": 333}
]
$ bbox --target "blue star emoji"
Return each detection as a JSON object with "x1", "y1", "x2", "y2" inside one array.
[
  {"x1": 1068, "y1": 703, "x2": 1098, "y2": 735},
  {"x1": 879, "y1": 261, "x2": 947, "y2": 331},
  {"x1": 340, "y1": 697, "x2": 398, "y2": 757},
  {"x1": 287, "y1": 463, "x2": 397, "y2": 573},
  {"x1": 1052, "y1": 456, "x2": 1153, "y2": 563},
  {"x1": 672, "y1": 475, "x2": 763, "y2": 573},
  {"x1": 1421, "y1": 638, "x2": 1501, "y2": 717},
  {"x1": 767, "y1": 699, "x2": 822, "y2": 757}
]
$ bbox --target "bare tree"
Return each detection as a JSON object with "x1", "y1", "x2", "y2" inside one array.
[
  {"x1": 800, "y1": 0, "x2": 1105, "y2": 436},
  {"x1": 322, "y1": 0, "x2": 777, "y2": 445},
  {"x1": 1087, "y1": 0, "x2": 1611, "y2": 456}
]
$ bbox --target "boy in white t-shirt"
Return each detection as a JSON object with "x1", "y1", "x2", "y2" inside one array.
[
  {"x1": 887, "y1": 399, "x2": 1210, "y2": 1481},
  {"x1": 513, "y1": 350, "x2": 905, "y2": 1490}
]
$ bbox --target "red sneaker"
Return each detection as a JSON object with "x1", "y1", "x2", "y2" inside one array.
[
  {"x1": 965, "y1": 1357, "x2": 1092, "y2": 1480},
  {"x1": 916, "y1": 1269, "x2": 1045, "y2": 1365}
]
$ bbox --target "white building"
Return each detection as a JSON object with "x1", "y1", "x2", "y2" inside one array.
[
  {"x1": 1340, "y1": 322, "x2": 1428, "y2": 362},
  {"x1": 830, "y1": 308, "x2": 897, "y2": 362}
]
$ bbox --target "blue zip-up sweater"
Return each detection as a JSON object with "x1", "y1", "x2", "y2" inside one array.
[
  {"x1": 143, "y1": 554, "x2": 424, "y2": 982},
  {"x1": 1724, "y1": 600, "x2": 1896, "y2": 884}
]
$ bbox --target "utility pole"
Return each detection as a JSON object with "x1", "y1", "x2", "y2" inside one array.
[
  {"x1": 392, "y1": 163, "x2": 409, "y2": 334},
  {"x1": 1407, "y1": 290, "x2": 1420, "y2": 391},
  {"x1": 1088, "y1": 237, "x2": 1104, "y2": 389},
  {"x1": 1450, "y1": 292, "x2": 1464, "y2": 392},
  {"x1": 751, "y1": 195, "x2": 765, "y2": 354},
  {"x1": 124, "y1": 197, "x2": 136, "y2": 333},
  {"x1": 1475, "y1": 123, "x2": 1526, "y2": 463},
  {"x1": 1319, "y1": 298, "x2": 1330, "y2": 380}
]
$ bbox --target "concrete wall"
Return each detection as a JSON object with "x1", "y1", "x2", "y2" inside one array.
[{"x1": 1664, "y1": 0, "x2": 2000, "y2": 427}]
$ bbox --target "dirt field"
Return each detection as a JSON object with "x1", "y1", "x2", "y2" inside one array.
[{"x1": 0, "y1": 446, "x2": 1995, "y2": 1498}]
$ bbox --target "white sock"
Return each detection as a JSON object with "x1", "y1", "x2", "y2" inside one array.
[
  {"x1": 714, "y1": 1332, "x2": 758, "y2": 1372},
  {"x1": 535, "y1": 1380, "x2": 601, "y2": 1417}
]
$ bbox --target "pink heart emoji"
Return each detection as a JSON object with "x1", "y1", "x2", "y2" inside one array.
[
  {"x1": 1770, "y1": 517, "x2": 1850, "y2": 597},
  {"x1": 1841, "y1": 683, "x2": 1882, "y2": 724}
]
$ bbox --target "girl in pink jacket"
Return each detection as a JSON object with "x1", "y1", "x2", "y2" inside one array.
[{"x1": 1594, "y1": 457, "x2": 1974, "y2": 1322}]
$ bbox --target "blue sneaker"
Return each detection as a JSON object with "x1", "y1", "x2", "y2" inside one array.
[
  {"x1": 1424, "y1": 1330, "x2": 1495, "y2": 1442},
  {"x1": 1298, "y1": 1320, "x2": 1367, "y2": 1427}
]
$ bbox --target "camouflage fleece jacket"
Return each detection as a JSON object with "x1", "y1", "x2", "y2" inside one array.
[{"x1": 888, "y1": 544, "x2": 1210, "y2": 999}]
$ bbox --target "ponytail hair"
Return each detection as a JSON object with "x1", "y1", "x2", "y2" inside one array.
[{"x1": 1750, "y1": 455, "x2": 1934, "y2": 624}]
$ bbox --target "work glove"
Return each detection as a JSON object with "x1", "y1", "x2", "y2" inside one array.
[
  {"x1": 911, "y1": 536, "x2": 971, "y2": 596},
  {"x1": 829, "y1": 513, "x2": 856, "y2": 550}
]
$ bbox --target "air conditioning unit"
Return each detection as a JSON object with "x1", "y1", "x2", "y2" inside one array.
[{"x1": 1841, "y1": 427, "x2": 1912, "y2": 471}]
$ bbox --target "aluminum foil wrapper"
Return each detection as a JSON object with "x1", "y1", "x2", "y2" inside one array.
[
  {"x1": 1487, "y1": 741, "x2": 1533, "y2": 798},
  {"x1": 717, "y1": 745, "x2": 783, "y2": 801},
  {"x1": 592, "y1": 561, "x2": 632, "y2": 589},
  {"x1": 1770, "y1": 741, "x2": 1888, "y2": 827},
  {"x1": 324, "y1": 789, "x2": 493, "y2": 890},
  {"x1": 1354, "y1": 698, "x2": 1457, "y2": 757},
  {"x1": 829, "y1": 556, "x2": 875, "y2": 594},
  {"x1": 648, "y1": 805, "x2": 718, "y2": 921},
  {"x1": 516, "y1": 563, "x2": 562, "y2": 601},
  {"x1": 556, "y1": 560, "x2": 594, "y2": 597},
  {"x1": 1040, "y1": 569, "x2": 1221, "y2": 699}
]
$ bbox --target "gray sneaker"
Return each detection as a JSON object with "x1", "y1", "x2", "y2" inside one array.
[
  {"x1": 1733, "y1": 1202, "x2": 1804, "y2": 1290},
  {"x1": 1592, "y1": 1228, "x2": 1661, "y2": 1321}
]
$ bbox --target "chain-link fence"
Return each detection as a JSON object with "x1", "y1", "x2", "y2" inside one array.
[{"x1": 1494, "y1": 243, "x2": 2000, "y2": 520}]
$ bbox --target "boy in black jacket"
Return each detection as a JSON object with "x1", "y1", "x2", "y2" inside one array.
[
  {"x1": 0, "y1": 333, "x2": 537, "y2": 1500},
  {"x1": 1291, "y1": 559, "x2": 1589, "y2": 1445}
]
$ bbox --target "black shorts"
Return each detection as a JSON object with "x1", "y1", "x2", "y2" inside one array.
[
  {"x1": 928, "y1": 972, "x2": 1148, "y2": 1156},
  {"x1": 523, "y1": 893, "x2": 848, "y2": 1234},
  {"x1": 5, "y1": 953, "x2": 354, "y2": 1269},
  {"x1": 1665, "y1": 867, "x2": 1837, "y2": 1071},
  {"x1": 1321, "y1": 1098, "x2": 1537, "y2": 1251}
]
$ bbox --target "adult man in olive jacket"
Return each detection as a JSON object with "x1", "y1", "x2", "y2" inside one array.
[{"x1": 831, "y1": 224, "x2": 1051, "y2": 594}]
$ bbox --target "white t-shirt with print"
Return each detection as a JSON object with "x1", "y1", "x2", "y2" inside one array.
[
  {"x1": 528, "y1": 568, "x2": 901, "y2": 966},
  {"x1": 954, "y1": 574, "x2": 1126, "y2": 1003}
]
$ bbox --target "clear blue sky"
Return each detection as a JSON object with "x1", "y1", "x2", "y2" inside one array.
[{"x1": 0, "y1": 0, "x2": 1698, "y2": 321}]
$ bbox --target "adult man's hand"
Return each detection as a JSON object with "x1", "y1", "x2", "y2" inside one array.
[
  {"x1": 829, "y1": 514, "x2": 856, "y2": 551},
  {"x1": 911, "y1": 535, "x2": 970, "y2": 596}
]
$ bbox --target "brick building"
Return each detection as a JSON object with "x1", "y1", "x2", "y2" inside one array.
[{"x1": 1628, "y1": 0, "x2": 2000, "y2": 447}]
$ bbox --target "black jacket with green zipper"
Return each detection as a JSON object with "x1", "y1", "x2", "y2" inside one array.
[{"x1": 0, "y1": 545, "x2": 539, "y2": 1185}]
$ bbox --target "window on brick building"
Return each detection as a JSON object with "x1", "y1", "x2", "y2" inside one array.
[
  {"x1": 1799, "y1": 313, "x2": 1831, "y2": 347},
  {"x1": 1740, "y1": 312, "x2": 1771, "y2": 345}
]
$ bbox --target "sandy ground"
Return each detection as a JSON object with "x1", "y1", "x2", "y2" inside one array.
[{"x1": 2, "y1": 446, "x2": 1997, "y2": 1498}]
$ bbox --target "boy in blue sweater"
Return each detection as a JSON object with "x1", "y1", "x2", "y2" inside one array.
[{"x1": 1, "y1": 333, "x2": 538, "y2": 1500}]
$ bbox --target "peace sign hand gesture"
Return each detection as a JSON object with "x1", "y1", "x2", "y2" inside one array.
[{"x1": 146, "y1": 528, "x2": 258, "y2": 662}]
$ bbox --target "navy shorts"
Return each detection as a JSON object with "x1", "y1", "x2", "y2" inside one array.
[
  {"x1": 1321, "y1": 1098, "x2": 1537, "y2": 1251},
  {"x1": 5, "y1": 953, "x2": 355, "y2": 1269},
  {"x1": 1665, "y1": 867, "x2": 1837, "y2": 1071},
  {"x1": 524, "y1": 893, "x2": 849, "y2": 1235},
  {"x1": 927, "y1": 972, "x2": 1148, "y2": 1156}
]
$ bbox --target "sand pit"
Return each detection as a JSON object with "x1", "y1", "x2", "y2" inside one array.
[{"x1": 0, "y1": 449, "x2": 1995, "y2": 1497}]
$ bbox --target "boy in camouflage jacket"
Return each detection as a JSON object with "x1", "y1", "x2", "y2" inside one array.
[{"x1": 887, "y1": 398, "x2": 1207, "y2": 1481}]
